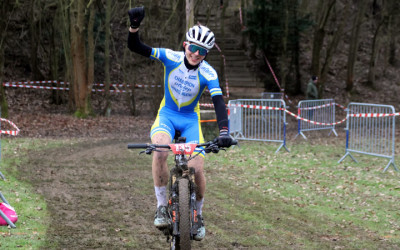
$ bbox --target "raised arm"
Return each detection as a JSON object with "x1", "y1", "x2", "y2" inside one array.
[{"x1": 127, "y1": 7, "x2": 152, "y2": 57}]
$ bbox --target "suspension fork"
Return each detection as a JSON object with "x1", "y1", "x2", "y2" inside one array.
[
  {"x1": 189, "y1": 167, "x2": 199, "y2": 235},
  {"x1": 169, "y1": 166, "x2": 180, "y2": 236}
]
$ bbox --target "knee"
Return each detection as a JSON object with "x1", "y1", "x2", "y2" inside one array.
[
  {"x1": 196, "y1": 192, "x2": 204, "y2": 200},
  {"x1": 154, "y1": 151, "x2": 168, "y2": 164}
]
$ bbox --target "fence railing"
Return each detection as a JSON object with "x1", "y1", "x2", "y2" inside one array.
[
  {"x1": 338, "y1": 102, "x2": 398, "y2": 172},
  {"x1": 294, "y1": 99, "x2": 338, "y2": 139},
  {"x1": 228, "y1": 99, "x2": 289, "y2": 153}
]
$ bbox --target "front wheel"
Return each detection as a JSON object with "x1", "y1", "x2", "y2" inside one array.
[{"x1": 178, "y1": 178, "x2": 191, "y2": 250}]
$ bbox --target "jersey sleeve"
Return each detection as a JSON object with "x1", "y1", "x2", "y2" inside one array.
[
  {"x1": 150, "y1": 48, "x2": 163, "y2": 62},
  {"x1": 150, "y1": 48, "x2": 184, "y2": 66},
  {"x1": 199, "y1": 63, "x2": 222, "y2": 97}
]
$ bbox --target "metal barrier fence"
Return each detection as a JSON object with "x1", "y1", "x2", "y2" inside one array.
[
  {"x1": 338, "y1": 102, "x2": 398, "y2": 172},
  {"x1": 228, "y1": 99, "x2": 289, "y2": 153},
  {"x1": 295, "y1": 99, "x2": 337, "y2": 139}
]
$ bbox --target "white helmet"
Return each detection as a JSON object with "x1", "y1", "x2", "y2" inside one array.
[{"x1": 186, "y1": 25, "x2": 215, "y2": 50}]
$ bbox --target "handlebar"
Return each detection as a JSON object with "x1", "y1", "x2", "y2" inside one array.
[
  {"x1": 127, "y1": 139, "x2": 237, "y2": 152},
  {"x1": 127, "y1": 144, "x2": 170, "y2": 149}
]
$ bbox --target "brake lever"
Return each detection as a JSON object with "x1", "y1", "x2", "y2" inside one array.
[{"x1": 138, "y1": 146, "x2": 158, "y2": 155}]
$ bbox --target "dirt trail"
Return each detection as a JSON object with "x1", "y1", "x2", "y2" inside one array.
[{"x1": 18, "y1": 137, "x2": 223, "y2": 249}]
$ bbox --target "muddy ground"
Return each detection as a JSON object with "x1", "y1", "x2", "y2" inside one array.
[
  {"x1": 12, "y1": 112, "x2": 245, "y2": 249},
  {"x1": 19, "y1": 137, "x2": 172, "y2": 249},
  {"x1": 7, "y1": 90, "x2": 399, "y2": 249}
]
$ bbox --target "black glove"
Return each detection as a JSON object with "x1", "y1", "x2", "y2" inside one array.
[
  {"x1": 128, "y1": 7, "x2": 145, "y2": 29},
  {"x1": 215, "y1": 130, "x2": 233, "y2": 148}
]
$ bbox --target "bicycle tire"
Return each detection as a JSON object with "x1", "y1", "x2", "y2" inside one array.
[{"x1": 178, "y1": 178, "x2": 191, "y2": 250}]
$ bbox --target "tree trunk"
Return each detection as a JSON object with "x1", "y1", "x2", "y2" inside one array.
[
  {"x1": 86, "y1": 1, "x2": 95, "y2": 115},
  {"x1": 0, "y1": 44, "x2": 8, "y2": 119},
  {"x1": 346, "y1": 0, "x2": 368, "y2": 92},
  {"x1": 292, "y1": 0, "x2": 302, "y2": 94},
  {"x1": 50, "y1": 4, "x2": 62, "y2": 105},
  {"x1": 0, "y1": 1, "x2": 10, "y2": 118},
  {"x1": 186, "y1": 0, "x2": 194, "y2": 30},
  {"x1": 104, "y1": 0, "x2": 112, "y2": 117},
  {"x1": 219, "y1": 0, "x2": 228, "y2": 95},
  {"x1": 57, "y1": 0, "x2": 73, "y2": 112},
  {"x1": 311, "y1": 0, "x2": 335, "y2": 77},
  {"x1": 29, "y1": 0, "x2": 43, "y2": 80},
  {"x1": 70, "y1": 0, "x2": 89, "y2": 116},
  {"x1": 367, "y1": 14, "x2": 385, "y2": 87},
  {"x1": 279, "y1": 0, "x2": 289, "y2": 91},
  {"x1": 387, "y1": 0, "x2": 398, "y2": 66},
  {"x1": 319, "y1": 2, "x2": 351, "y2": 97}
]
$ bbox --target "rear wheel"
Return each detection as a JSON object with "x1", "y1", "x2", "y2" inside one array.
[{"x1": 178, "y1": 178, "x2": 191, "y2": 249}]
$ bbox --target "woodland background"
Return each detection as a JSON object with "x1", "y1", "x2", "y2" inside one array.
[{"x1": 1, "y1": 0, "x2": 400, "y2": 121}]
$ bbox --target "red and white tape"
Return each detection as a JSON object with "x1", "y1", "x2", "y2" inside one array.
[
  {"x1": 3, "y1": 81, "x2": 161, "y2": 90},
  {"x1": 298, "y1": 102, "x2": 343, "y2": 110},
  {"x1": 200, "y1": 103, "x2": 399, "y2": 126},
  {"x1": 286, "y1": 109, "x2": 347, "y2": 126},
  {"x1": 3, "y1": 82, "x2": 69, "y2": 91},
  {"x1": 349, "y1": 113, "x2": 400, "y2": 118},
  {"x1": 0, "y1": 118, "x2": 20, "y2": 136},
  {"x1": 263, "y1": 53, "x2": 293, "y2": 104},
  {"x1": 214, "y1": 43, "x2": 230, "y2": 98},
  {"x1": 3, "y1": 81, "x2": 161, "y2": 92}
]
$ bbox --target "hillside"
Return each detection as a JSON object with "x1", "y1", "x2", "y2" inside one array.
[{"x1": 2, "y1": 0, "x2": 400, "y2": 138}]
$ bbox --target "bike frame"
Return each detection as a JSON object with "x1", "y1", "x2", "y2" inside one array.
[
  {"x1": 168, "y1": 149, "x2": 198, "y2": 247},
  {"x1": 164, "y1": 137, "x2": 198, "y2": 248},
  {"x1": 128, "y1": 137, "x2": 237, "y2": 250},
  {"x1": 128, "y1": 137, "x2": 205, "y2": 249}
]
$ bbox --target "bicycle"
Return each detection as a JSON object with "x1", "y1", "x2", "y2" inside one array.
[{"x1": 128, "y1": 136, "x2": 237, "y2": 250}]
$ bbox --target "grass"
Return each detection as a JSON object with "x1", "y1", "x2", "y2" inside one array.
[
  {"x1": 0, "y1": 138, "x2": 78, "y2": 249},
  {"x1": 205, "y1": 139, "x2": 400, "y2": 248},
  {"x1": 1, "y1": 136, "x2": 400, "y2": 249}
]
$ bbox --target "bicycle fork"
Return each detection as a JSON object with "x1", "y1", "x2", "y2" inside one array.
[
  {"x1": 188, "y1": 168, "x2": 199, "y2": 236},
  {"x1": 168, "y1": 167, "x2": 198, "y2": 239}
]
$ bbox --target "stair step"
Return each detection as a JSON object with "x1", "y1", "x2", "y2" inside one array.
[
  {"x1": 193, "y1": 0, "x2": 264, "y2": 101},
  {"x1": 208, "y1": 50, "x2": 245, "y2": 56},
  {"x1": 227, "y1": 81, "x2": 259, "y2": 87},
  {"x1": 207, "y1": 55, "x2": 248, "y2": 61},
  {"x1": 228, "y1": 87, "x2": 266, "y2": 99},
  {"x1": 228, "y1": 80, "x2": 264, "y2": 87}
]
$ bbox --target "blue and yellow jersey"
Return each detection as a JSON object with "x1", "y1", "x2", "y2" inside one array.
[{"x1": 150, "y1": 48, "x2": 222, "y2": 113}]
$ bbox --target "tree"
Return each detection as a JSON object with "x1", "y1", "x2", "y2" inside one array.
[
  {"x1": 346, "y1": 0, "x2": 368, "y2": 91},
  {"x1": 0, "y1": 0, "x2": 13, "y2": 118},
  {"x1": 103, "y1": 0, "x2": 111, "y2": 116},
  {"x1": 29, "y1": 0, "x2": 45, "y2": 80},
  {"x1": 186, "y1": 0, "x2": 194, "y2": 30},
  {"x1": 245, "y1": 0, "x2": 312, "y2": 93},
  {"x1": 318, "y1": 1, "x2": 351, "y2": 97},
  {"x1": 86, "y1": 0, "x2": 96, "y2": 112},
  {"x1": 57, "y1": 0, "x2": 73, "y2": 111},
  {"x1": 387, "y1": 0, "x2": 400, "y2": 66},
  {"x1": 366, "y1": 0, "x2": 387, "y2": 87},
  {"x1": 68, "y1": 0, "x2": 95, "y2": 117},
  {"x1": 310, "y1": 0, "x2": 335, "y2": 78}
]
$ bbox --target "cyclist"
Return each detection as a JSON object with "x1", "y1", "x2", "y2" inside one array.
[{"x1": 127, "y1": 7, "x2": 233, "y2": 241}]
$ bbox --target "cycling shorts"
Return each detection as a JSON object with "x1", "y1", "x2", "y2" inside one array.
[{"x1": 150, "y1": 107, "x2": 205, "y2": 157}]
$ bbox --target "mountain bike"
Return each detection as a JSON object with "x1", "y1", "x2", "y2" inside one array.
[{"x1": 128, "y1": 136, "x2": 236, "y2": 250}]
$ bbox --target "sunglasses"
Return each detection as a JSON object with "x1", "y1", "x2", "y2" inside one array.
[{"x1": 187, "y1": 43, "x2": 208, "y2": 56}]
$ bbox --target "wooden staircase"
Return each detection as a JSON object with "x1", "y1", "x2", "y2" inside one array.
[{"x1": 195, "y1": 4, "x2": 265, "y2": 100}]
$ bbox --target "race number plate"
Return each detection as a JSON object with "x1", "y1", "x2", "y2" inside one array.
[{"x1": 169, "y1": 143, "x2": 197, "y2": 155}]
